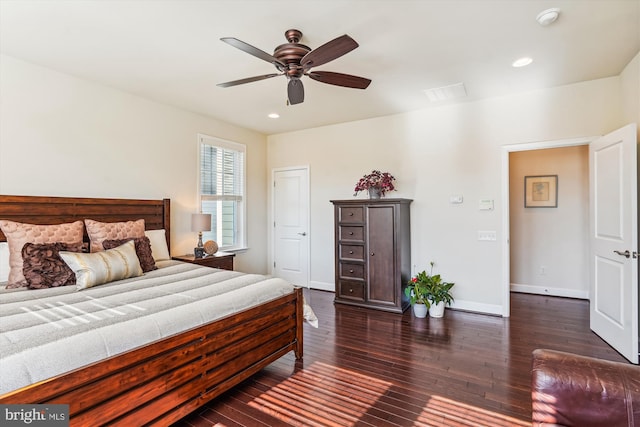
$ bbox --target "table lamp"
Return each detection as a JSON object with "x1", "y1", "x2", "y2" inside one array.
[{"x1": 191, "y1": 213, "x2": 212, "y2": 258}]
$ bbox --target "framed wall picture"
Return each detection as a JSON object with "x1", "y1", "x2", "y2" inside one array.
[{"x1": 524, "y1": 175, "x2": 558, "y2": 208}]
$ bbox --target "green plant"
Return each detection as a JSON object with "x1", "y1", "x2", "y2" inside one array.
[
  {"x1": 405, "y1": 262, "x2": 455, "y2": 307},
  {"x1": 405, "y1": 270, "x2": 432, "y2": 307}
]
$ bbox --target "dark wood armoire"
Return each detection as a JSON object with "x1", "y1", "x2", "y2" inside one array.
[{"x1": 331, "y1": 198, "x2": 412, "y2": 313}]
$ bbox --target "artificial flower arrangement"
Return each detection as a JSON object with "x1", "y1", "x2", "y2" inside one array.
[{"x1": 353, "y1": 170, "x2": 396, "y2": 196}]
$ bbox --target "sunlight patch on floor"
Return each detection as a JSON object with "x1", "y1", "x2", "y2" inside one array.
[
  {"x1": 415, "y1": 394, "x2": 530, "y2": 426},
  {"x1": 249, "y1": 361, "x2": 391, "y2": 426},
  {"x1": 249, "y1": 361, "x2": 530, "y2": 426}
]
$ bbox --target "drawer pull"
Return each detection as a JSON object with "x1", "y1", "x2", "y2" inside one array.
[
  {"x1": 371, "y1": 252, "x2": 375, "y2": 256},
  {"x1": 349, "y1": 232, "x2": 354, "y2": 235},
  {"x1": 349, "y1": 288, "x2": 353, "y2": 293},
  {"x1": 349, "y1": 212, "x2": 354, "y2": 216},
  {"x1": 349, "y1": 269, "x2": 354, "y2": 273},
  {"x1": 349, "y1": 250, "x2": 354, "y2": 254}
]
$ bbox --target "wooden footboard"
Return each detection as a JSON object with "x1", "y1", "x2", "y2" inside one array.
[{"x1": 0, "y1": 287, "x2": 304, "y2": 426}]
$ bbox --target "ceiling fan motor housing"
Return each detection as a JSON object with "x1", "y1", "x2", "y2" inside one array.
[{"x1": 274, "y1": 29, "x2": 309, "y2": 78}]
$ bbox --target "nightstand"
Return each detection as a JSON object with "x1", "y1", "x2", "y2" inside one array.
[{"x1": 172, "y1": 252, "x2": 235, "y2": 271}]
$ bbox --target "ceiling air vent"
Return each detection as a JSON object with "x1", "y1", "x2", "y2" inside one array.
[{"x1": 423, "y1": 82, "x2": 467, "y2": 102}]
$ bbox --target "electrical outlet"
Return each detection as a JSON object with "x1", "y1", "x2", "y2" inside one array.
[{"x1": 540, "y1": 266, "x2": 546, "y2": 275}]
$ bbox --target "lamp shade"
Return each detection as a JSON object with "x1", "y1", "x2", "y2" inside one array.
[{"x1": 191, "y1": 213, "x2": 212, "y2": 232}]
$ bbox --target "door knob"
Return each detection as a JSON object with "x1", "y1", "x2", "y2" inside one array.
[
  {"x1": 614, "y1": 250, "x2": 631, "y2": 258},
  {"x1": 297, "y1": 232, "x2": 307, "y2": 236}
]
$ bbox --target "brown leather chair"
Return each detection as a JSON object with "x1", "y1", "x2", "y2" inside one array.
[{"x1": 532, "y1": 349, "x2": 640, "y2": 426}]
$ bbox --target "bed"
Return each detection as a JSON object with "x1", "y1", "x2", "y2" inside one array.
[{"x1": 0, "y1": 195, "x2": 305, "y2": 426}]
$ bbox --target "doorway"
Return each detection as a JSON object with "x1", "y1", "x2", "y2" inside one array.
[
  {"x1": 502, "y1": 125, "x2": 638, "y2": 363},
  {"x1": 509, "y1": 146, "x2": 589, "y2": 300},
  {"x1": 272, "y1": 166, "x2": 310, "y2": 288},
  {"x1": 501, "y1": 136, "x2": 594, "y2": 317}
]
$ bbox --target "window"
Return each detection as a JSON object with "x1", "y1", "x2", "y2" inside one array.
[{"x1": 198, "y1": 134, "x2": 246, "y2": 250}]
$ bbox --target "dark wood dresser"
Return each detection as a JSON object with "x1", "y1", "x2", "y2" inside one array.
[{"x1": 331, "y1": 198, "x2": 412, "y2": 313}]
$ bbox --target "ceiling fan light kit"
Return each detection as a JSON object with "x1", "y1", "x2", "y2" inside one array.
[{"x1": 218, "y1": 29, "x2": 371, "y2": 105}]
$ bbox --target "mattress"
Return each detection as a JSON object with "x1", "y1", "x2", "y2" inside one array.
[{"x1": 0, "y1": 261, "x2": 300, "y2": 394}]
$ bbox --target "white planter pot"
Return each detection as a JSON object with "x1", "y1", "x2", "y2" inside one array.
[
  {"x1": 413, "y1": 303, "x2": 428, "y2": 318},
  {"x1": 429, "y1": 301, "x2": 445, "y2": 318}
]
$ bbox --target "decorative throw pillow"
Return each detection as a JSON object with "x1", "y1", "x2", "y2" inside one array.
[
  {"x1": 22, "y1": 242, "x2": 84, "y2": 289},
  {"x1": 0, "y1": 242, "x2": 9, "y2": 283},
  {"x1": 103, "y1": 236, "x2": 157, "y2": 273},
  {"x1": 59, "y1": 240, "x2": 143, "y2": 290},
  {"x1": 84, "y1": 219, "x2": 145, "y2": 252},
  {"x1": 0, "y1": 220, "x2": 84, "y2": 288},
  {"x1": 144, "y1": 229, "x2": 170, "y2": 261}
]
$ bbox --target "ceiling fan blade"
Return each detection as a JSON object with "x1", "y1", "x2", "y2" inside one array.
[
  {"x1": 301, "y1": 34, "x2": 358, "y2": 69},
  {"x1": 221, "y1": 37, "x2": 285, "y2": 69},
  {"x1": 217, "y1": 73, "x2": 281, "y2": 88},
  {"x1": 288, "y1": 79, "x2": 304, "y2": 105},
  {"x1": 307, "y1": 71, "x2": 371, "y2": 89}
]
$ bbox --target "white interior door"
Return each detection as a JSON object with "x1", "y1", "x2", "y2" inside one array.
[
  {"x1": 589, "y1": 123, "x2": 638, "y2": 364},
  {"x1": 273, "y1": 167, "x2": 309, "y2": 287}
]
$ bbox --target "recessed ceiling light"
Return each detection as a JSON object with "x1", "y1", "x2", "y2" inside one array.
[
  {"x1": 512, "y1": 57, "x2": 533, "y2": 68},
  {"x1": 536, "y1": 8, "x2": 560, "y2": 26},
  {"x1": 268, "y1": 113, "x2": 280, "y2": 119}
]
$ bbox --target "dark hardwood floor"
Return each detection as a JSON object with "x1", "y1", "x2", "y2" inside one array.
[{"x1": 175, "y1": 290, "x2": 628, "y2": 427}]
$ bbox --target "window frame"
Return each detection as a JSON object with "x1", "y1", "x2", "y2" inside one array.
[{"x1": 197, "y1": 133, "x2": 247, "y2": 251}]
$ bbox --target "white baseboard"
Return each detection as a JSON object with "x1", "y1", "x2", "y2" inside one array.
[
  {"x1": 510, "y1": 283, "x2": 589, "y2": 300},
  {"x1": 449, "y1": 300, "x2": 503, "y2": 316},
  {"x1": 308, "y1": 280, "x2": 334, "y2": 292}
]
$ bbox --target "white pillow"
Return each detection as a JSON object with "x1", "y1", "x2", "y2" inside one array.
[
  {"x1": 0, "y1": 242, "x2": 9, "y2": 283},
  {"x1": 60, "y1": 240, "x2": 143, "y2": 290},
  {"x1": 145, "y1": 229, "x2": 170, "y2": 261}
]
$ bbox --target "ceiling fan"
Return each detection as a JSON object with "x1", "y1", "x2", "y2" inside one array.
[{"x1": 217, "y1": 29, "x2": 371, "y2": 105}]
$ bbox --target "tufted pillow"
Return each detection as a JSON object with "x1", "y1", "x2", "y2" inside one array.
[
  {"x1": 103, "y1": 236, "x2": 157, "y2": 273},
  {"x1": 22, "y1": 242, "x2": 84, "y2": 289},
  {"x1": 84, "y1": 219, "x2": 145, "y2": 252},
  {"x1": 59, "y1": 240, "x2": 143, "y2": 290},
  {"x1": 0, "y1": 220, "x2": 84, "y2": 288}
]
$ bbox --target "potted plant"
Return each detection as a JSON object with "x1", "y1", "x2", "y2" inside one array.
[
  {"x1": 353, "y1": 170, "x2": 396, "y2": 199},
  {"x1": 424, "y1": 262, "x2": 455, "y2": 318},
  {"x1": 405, "y1": 270, "x2": 431, "y2": 318}
]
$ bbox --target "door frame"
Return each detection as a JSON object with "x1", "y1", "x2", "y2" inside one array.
[
  {"x1": 270, "y1": 165, "x2": 311, "y2": 287},
  {"x1": 500, "y1": 136, "x2": 597, "y2": 317}
]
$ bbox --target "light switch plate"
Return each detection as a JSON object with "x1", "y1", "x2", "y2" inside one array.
[
  {"x1": 479, "y1": 199, "x2": 494, "y2": 210},
  {"x1": 449, "y1": 195, "x2": 463, "y2": 204}
]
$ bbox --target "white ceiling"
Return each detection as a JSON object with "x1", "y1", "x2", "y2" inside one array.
[{"x1": 1, "y1": 0, "x2": 638, "y2": 135}]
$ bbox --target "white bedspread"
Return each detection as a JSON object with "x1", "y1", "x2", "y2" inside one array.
[{"x1": 0, "y1": 261, "x2": 306, "y2": 394}]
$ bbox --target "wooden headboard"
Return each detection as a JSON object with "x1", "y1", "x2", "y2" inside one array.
[{"x1": 0, "y1": 195, "x2": 171, "y2": 249}]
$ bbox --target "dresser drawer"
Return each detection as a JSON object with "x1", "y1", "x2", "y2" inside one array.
[
  {"x1": 339, "y1": 262, "x2": 365, "y2": 279},
  {"x1": 339, "y1": 244, "x2": 365, "y2": 261},
  {"x1": 339, "y1": 206, "x2": 364, "y2": 223},
  {"x1": 338, "y1": 281, "x2": 364, "y2": 301},
  {"x1": 339, "y1": 226, "x2": 364, "y2": 241}
]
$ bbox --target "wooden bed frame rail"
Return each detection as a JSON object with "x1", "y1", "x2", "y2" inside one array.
[{"x1": 0, "y1": 195, "x2": 304, "y2": 426}]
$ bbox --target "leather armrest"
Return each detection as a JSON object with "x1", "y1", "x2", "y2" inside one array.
[{"x1": 532, "y1": 349, "x2": 640, "y2": 427}]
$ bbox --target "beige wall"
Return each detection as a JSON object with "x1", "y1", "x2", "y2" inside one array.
[
  {"x1": 509, "y1": 146, "x2": 589, "y2": 298},
  {"x1": 268, "y1": 76, "x2": 624, "y2": 314},
  {"x1": 621, "y1": 52, "x2": 640, "y2": 128},
  {"x1": 2, "y1": 49, "x2": 637, "y2": 314},
  {"x1": 0, "y1": 55, "x2": 269, "y2": 273}
]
